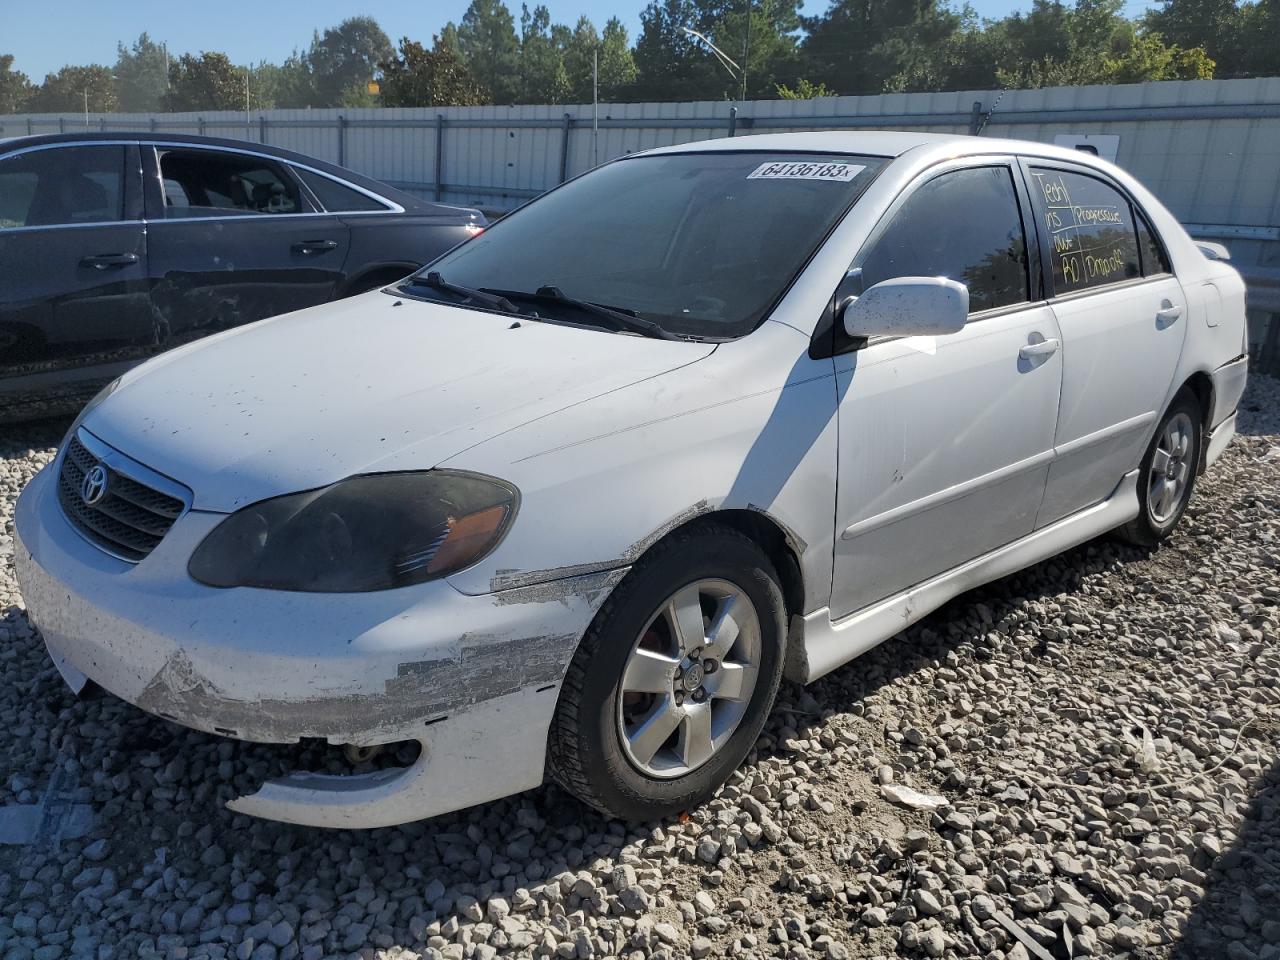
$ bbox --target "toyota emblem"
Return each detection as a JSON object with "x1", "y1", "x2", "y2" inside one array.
[{"x1": 81, "y1": 464, "x2": 110, "y2": 506}]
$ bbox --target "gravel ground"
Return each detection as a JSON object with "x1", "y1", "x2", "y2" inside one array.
[{"x1": 1, "y1": 375, "x2": 1277, "y2": 960}]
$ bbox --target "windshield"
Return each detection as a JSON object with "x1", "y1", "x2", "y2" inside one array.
[{"x1": 405, "y1": 152, "x2": 885, "y2": 340}]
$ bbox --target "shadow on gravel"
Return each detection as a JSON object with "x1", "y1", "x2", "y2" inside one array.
[{"x1": 1172, "y1": 755, "x2": 1280, "y2": 960}]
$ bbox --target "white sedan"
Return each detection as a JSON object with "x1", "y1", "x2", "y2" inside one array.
[{"x1": 14, "y1": 132, "x2": 1248, "y2": 828}]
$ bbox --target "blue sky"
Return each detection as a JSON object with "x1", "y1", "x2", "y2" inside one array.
[{"x1": 6, "y1": 0, "x2": 1157, "y2": 80}]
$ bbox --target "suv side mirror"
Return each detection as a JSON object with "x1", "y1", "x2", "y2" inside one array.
[{"x1": 841, "y1": 276, "x2": 969, "y2": 339}]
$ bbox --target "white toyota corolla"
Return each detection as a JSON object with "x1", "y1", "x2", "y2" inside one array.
[{"x1": 15, "y1": 132, "x2": 1248, "y2": 828}]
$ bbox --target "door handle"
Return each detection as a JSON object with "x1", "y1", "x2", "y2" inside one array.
[
  {"x1": 1018, "y1": 338, "x2": 1061, "y2": 360},
  {"x1": 80, "y1": 252, "x2": 139, "y2": 270},
  {"x1": 292, "y1": 239, "x2": 339, "y2": 255},
  {"x1": 1156, "y1": 301, "x2": 1183, "y2": 325}
]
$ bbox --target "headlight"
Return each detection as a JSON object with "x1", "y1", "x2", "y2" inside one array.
[{"x1": 189, "y1": 471, "x2": 518, "y2": 592}]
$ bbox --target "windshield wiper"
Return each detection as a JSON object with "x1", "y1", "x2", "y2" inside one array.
[
  {"x1": 485, "y1": 285, "x2": 679, "y2": 341},
  {"x1": 405, "y1": 272, "x2": 520, "y2": 314}
]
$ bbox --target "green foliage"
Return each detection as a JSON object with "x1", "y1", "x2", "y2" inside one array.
[
  {"x1": 380, "y1": 36, "x2": 490, "y2": 107},
  {"x1": 776, "y1": 78, "x2": 837, "y2": 99},
  {"x1": 599, "y1": 17, "x2": 639, "y2": 98},
  {"x1": 307, "y1": 17, "x2": 394, "y2": 107},
  {"x1": 0, "y1": 55, "x2": 32, "y2": 114},
  {"x1": 3, "y1": 0, "x2": 1264, "y2": 118},
  {"x1": 520, "y1": 5, "x2": 572, "y2": 103},
  {"x1": 114, "y1": 33, "x2": 168, "y2": 112},
  {"x1": 24, "y1": 64, "x2": 118, "y2": 113},
  {"x1": 633, "y1": 0, "x2": 803, "y2": 101},
  {"x1": 163, "y1": 52, "x2": 244, "y2": 112},
  {"x1": 455, "y1": 0, "x2": 522, "y2": 104}
]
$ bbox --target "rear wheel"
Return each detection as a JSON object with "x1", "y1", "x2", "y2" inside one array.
[
  {"x1": 1119, "y1": 390, "x2": 1202, "y2": 547},
  {"x1": 548, "y1": 523, "x2": 786, "y2": 821}
]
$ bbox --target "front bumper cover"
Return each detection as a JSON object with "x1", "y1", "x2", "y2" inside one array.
[{"x1": 14, "y1": 464, "x2": 626, "y2": 827}]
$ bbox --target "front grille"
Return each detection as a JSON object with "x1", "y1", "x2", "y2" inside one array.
[{"x1": 57, "y1": 435, "x2": 186, "y2": 562}]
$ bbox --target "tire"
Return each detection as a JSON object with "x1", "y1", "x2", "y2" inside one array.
[
  {"x1": 1118, "y1": 390, "x2": 1202, "y2": 547},
  {"x1": 548, "y1": 522, "x2": 786, "y2": 821}
]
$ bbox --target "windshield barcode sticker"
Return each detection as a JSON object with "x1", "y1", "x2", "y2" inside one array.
[{"x1": 747, "y1": 161, "x2": 865, "y2": 182}]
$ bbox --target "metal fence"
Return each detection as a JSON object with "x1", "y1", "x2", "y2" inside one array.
[{"x1": 3, "y1": 76, "x2": 1279, "y2": 367}]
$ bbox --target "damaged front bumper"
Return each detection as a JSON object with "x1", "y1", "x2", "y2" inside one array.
[{"x1": 14, "y1": 464, "x2": 625, "y2": 827}]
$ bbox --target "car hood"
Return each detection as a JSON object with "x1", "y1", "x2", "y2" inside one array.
[{"x1": 85, "y1": 292, "x2": 714, "y2": 512}]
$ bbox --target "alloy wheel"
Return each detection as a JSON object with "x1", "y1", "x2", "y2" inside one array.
[
  {"x1": 1149, "y1": 411, "x2": 1195, "y2": 523},
  {"x1": 616, "y1": 578, "x2": 762, "y2": 779}
]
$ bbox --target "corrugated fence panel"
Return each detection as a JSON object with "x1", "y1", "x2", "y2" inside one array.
[{"x1": 3, "y1": 79, "x2": 1277, "y2": 221}]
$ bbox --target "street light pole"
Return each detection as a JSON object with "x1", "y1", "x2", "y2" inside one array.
[{"x1": 680, "y1": 26, "x2": 742, "y2": 95}]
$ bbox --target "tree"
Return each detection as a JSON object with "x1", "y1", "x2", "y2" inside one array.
[
  {"x1": 164, "y1": 52, "x2": 243, "y2": 111},
  {"x1": 776, "y1": 78, "x2": 837, "y2": 98},
  {"x1": 455, "y1": 0, "x2": 522, "y2": 104},
  {"x1": 380, "y1": 35, "x2": 490, "y2": 106},
  {"x1": 520, "y1": 4, "x2": 571, "y2": 103},
  {"x1": 24, "y1": 64, "x2": 118, "y2": 113},
  {"x1": 800, "y1": 0, "x2": 962, "y2": 95},
  {"x1": 633, "y1": 0, "x2": 803, "y2": 101},
  {"x1": 598, "y1": 17, "x2": 639, "y2": 99},
  {"x1": 0, "y1": 55, "x2": 32, "y2": 114},
  {"x1": 564, "y1": 16, "x2": 601, "y2": 102},
  {"x1": 251, "y1": 52, "x2": 314, "y2": 109},
  {"x1": 115, "y1": 33, "x2": 168, "y2": 112},
  {"x1": 308, "y1": 17, "x2": 393, "y2": 107}
]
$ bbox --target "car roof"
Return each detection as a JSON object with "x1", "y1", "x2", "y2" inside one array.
[
  {"x1": 636, "y1": 130, "x2": 1109, "y2": 168},
  {"x1": 0, "y1": 131, "x2": 439, "y2": 213}
]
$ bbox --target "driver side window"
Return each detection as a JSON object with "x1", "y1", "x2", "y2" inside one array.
[
  {"x1": 156, "y1": 148, "x2": 301, "y2": 218},
  {"x1": 857, "y1": 165, "x2": 1030, "y2": 314}
]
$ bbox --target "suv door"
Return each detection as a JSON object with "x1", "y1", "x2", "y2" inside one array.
[
  {"x1": 142, "y1": 144, "x2": 351, "y2": 347},
  {"x1": 1023, "y1": 162, "x2": 1187, "y2": 526},
  {"x1": 829, "y1": 161, "x2": 1063, "y2": 619},
  {"x1": 0, "y1": 143, "x2": 153, "y2": 412}
]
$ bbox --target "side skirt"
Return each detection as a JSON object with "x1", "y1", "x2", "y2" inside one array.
[{"x1": 794, "y1": 469, "x2": 1140, "y2": 684}]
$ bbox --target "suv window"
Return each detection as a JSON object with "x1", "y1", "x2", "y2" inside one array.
[
  {"x1": 1029, "y1": 167, "x2": 1141, "y2": 294},
  {"x1": 856, "y1": 165, "x2": 1029, "y2": 314},
  {"x1": 294, "y1": 167, "x2": 388, "y2": 212},
  {"x1": 0, "y1": 145, "x2": 125, "y2": 229},
  {"x1": 156, "y1": 148, "x2": 301, "y2": 217}
]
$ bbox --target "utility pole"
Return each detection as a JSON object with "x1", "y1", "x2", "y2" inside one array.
[
  {"x1": 245, "y1": 69, "x2": 251, "y2": 137},
  {"x1": 592, "y1": 48, "x2": 599, "y2": 168},
  {"x1": 741, "y1": 0, "x2": 751, "y2": 102},
  {"x1": 83, "y1": 87, "x2": 89, "y2": 129}
]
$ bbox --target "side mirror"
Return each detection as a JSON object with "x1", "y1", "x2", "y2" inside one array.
[{"x1": 841, "y1": 276, "x2": 969, "y2": 339}]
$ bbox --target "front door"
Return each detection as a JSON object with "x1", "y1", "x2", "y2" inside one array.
[
  {"x1": 0, "y1": 143, "x2": 154, "y2": 409},
  {"x1": 1023, "y1": 163, "x2": 1189, "y2": 526},
  {"x1": 142, "y1": 144, "x2": 351, "y2": 348},
  {"x1": 830, "y1": 162, "x2": 1063, "y2": 619}
]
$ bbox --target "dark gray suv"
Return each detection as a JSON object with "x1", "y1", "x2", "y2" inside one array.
[{"x1": 0, "y1": 133, "x2": 485, "y2": 421}]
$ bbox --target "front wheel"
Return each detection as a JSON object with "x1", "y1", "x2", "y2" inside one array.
[
  {"x1": 1119, "y1": 390, "x2": 1202, "y2": 547},
  {"x1": 547, "y1": 523, "x2": 786, "y2": 821}
]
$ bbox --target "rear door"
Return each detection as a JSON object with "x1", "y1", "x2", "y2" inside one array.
[
  {"x1": 142, "y1": 143, "x2": 351, "y2": 347},
  {"x1": 0, "y1": 142, "x2": 153, "y2": 409},
  {"x1": 1023, "y1": 161, "x2": 1188, "y2": 526}
]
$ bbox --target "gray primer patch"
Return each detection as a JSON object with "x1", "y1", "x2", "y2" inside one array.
[
  {"x1": 492, "y1": 567, "x2": 628, "y2": 607},
  {"x1": 134, "y1": 631, "x2": 578, "y2": 745},
  {"x1": 489, "y1": 499, "x2": 714, "y2": 594}
]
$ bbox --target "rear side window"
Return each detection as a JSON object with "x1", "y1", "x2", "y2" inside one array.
[
  {"x1": 1029, "y1": 168, "x2": 1141, "y2": 294},
  {"x1": 1136, "y1": 210, "x2": 1171, "y2": 276},
  {"x1": 294, "y1": 167, "x2": 388, "y2": 212},
  {"x1": 856, "y1": 165, "x2": 1029, "y2": 313},
  {"x1": 0, "y1": 145, "x2": 125, "y2": 228},
  {"x1": 157, "y1": 148, "x2": 301, "y2": 218}
]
